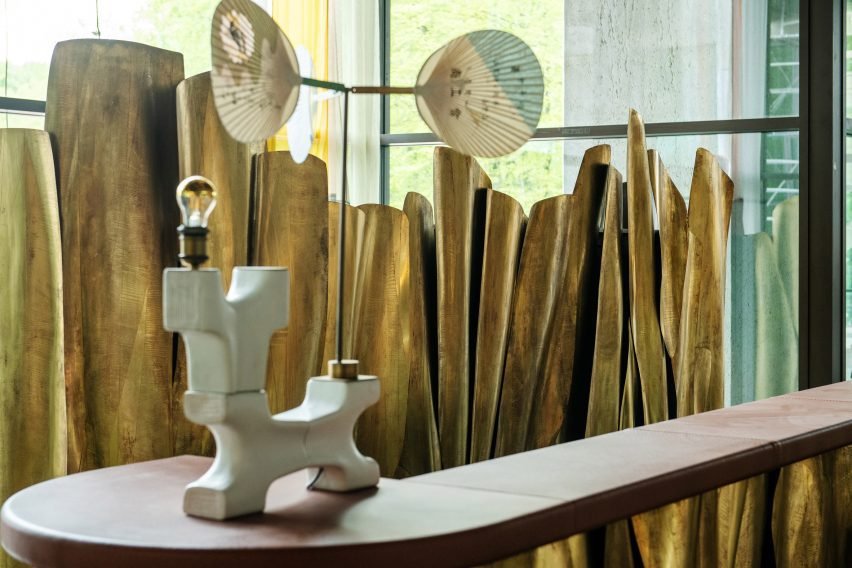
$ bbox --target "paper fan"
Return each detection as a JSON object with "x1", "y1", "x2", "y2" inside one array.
[
  {"x1": 286, "y1": 46, "x2": 316, "y2": 164},
  {"x1": 210, "y1": 0, "x2": 301, "y2": 143},
  {"x1": 414, "y1": 30, "x2": 544, "y2": 158}
]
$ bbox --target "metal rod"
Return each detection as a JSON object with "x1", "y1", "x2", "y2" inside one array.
[
  {"x1": 0, "y1": 96, "x2": 46, "y2": 115},
  {"x1": 350, "y1": 86, "x2": 414, "y2": 95},
  {"x1": 301, "y1": 77, "x2": 348, "y2": 92},
  {"x1": 335, "y1": 90, "x2": 350, "y2": 363},
  {"x1": 380, "y1": 116, "x2": 801, "y2": 146}
]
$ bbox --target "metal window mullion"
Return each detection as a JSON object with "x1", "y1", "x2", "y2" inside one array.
[
  {"x1": 0, "y1": 97, "x2": 46, "y2": 115},
  {"x1": 380, "y1": 117, "x2": 800, "y2": 146},
  {"x1": 799, "y1": 0, "x2": 845, "y2": 388},
  {"x1": 379, "y1": 0, "x2": 391, "y2": 205}
]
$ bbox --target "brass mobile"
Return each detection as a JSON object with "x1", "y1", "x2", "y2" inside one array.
[{"x1": 209, "y1": 0, "x2": 544, "y2": 377}]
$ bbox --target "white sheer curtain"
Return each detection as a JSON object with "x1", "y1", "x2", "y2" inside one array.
[{"x1": 328, "y1": 0, "x2": 381, "y2": 205}]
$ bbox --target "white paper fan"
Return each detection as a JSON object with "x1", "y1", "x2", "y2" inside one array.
[
  {"x1": 414, "y1": 30, "x2": 544, "y2": 158},
  {"x1": 210, "y1": 0, "x2": 301, "y2": 143},
  {"x1": 286, "y1": 46, "x2": 316, "y2": 163}
]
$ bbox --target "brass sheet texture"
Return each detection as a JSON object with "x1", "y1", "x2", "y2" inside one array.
[
  {"x1": 47, "y1": 40, "x2": 183, "y2": 471},
  {"x1": 648, "y1": 149, "x2": 687, "y2": 364},
  {"x1": 676, "y1": 147, "x2": 732, "y2": 416},
  {"x1": 433, "y1": 147, "x2": 491, "y2": 468},
  {"x1": 633, "y1": 498, "x2": 698, "y2": 568},
  {"x1": 0, "y1": 129, "x2": 67, "y2": 568},
  {"x1": 397, "y1": 193, "x2": 441, "y2": 477},
  {"x1": 354, "y1": 205, "x2": 411, "y2": 477},
  {"x1": 586, "y1": 166, "x2": 624, "y2": 439},
  {"x1": 626, "y1": 109, "x2": 667, "y2": 426},
  {"x1": 716, "y1": 475, "x2": 766, "y2": 567},
  {"x1": 773, "y1": 456, "x2": 831, "y2": 567},
  {"x1": 772, "y1": 445, "x2": 852, "y2": 567},
  {"x1": 470, "y1": 188, "x2": 526, "y2": 463},
  {"x1": 772, "y1": 197, "x2": 798, "y2": 337},
  {"x1": 253, "y1": 152, "x2": 328, "y2": 413},
  {"x1": 584, "y1": 166, "x2": 636, "y2": 568},
  {"x1": 494, "y1": 194, "x2": 572, "y2": 458},
  {"x1": 528, "y1": 145, "x2": 610, "y2": 450},
  {"x1": 620, "y1": 322, "x2": 639, "y2": 431},
  {"x1": 172, "y1": 71, "x2": 262, "y2": 457}
]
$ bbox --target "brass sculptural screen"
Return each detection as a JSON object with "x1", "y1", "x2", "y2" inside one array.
[{"x1": 388, "y1": 133, "x2": 799, "y2": 405}]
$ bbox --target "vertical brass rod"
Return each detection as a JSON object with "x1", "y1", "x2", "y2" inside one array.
[{"x1": 335, "y1": 91, "x2": 350, "y2": 363}]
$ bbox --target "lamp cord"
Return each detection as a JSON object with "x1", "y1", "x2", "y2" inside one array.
[{"x1": 307, "y1": 467, "x2": 325, "y2": 490}]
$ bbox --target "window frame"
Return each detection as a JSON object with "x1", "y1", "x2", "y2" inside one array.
[
  {"x1": 0, "y1": 0, "x2": 845, "y2": 388},
  {"x1": 378, "y1": 0, "x2": 846, "y2": 389}
]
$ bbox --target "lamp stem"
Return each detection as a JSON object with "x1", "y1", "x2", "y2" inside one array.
[{"x1": 335, "y1": 90, "x2": 350, "y2": 364}]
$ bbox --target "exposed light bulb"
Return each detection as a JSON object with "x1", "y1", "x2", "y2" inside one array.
[
  {"x1": 177, "y1": 176, "x2": 218, "y2": 228},
  {"x1": 176, "y1": 176, "x2": 218, "y2": 269}
]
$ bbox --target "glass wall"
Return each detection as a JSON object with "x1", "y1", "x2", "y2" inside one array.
[
  {"x1": 0, "y1": 0, "x2": 245, "y2": 104},
  {"x1": 387, "y1": 0, "x2": 565, "y2": 133},
  {"x1": 0, "y1": 113, "x2": 43, "y2": 129},
  {"x1": 846, "y1": 1, "x2": 852, "y2": 380},
  {"x1": 386, "y1": 0, "x2": 801, "y2": 402}
]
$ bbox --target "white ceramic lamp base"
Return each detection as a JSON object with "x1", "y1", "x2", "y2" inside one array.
[{"x1": 163, "y1": 267, "x2": 380, "y2": 521}]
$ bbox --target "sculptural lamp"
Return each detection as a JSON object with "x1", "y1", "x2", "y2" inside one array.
[{"x1": 162, "y1": 176, "x2": 380, "y2": 521}]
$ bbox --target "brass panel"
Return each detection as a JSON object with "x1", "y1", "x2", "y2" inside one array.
[
  {"x1": 772, "y1": 457, "x2": 831, "y2": 567},
  {"x1": 529, "y1": 144, "x2": 610, "y2": 450},
  {"x1": 604, "y1": 521, "x2": 636, "y2": 568},
  {"x1": 772, "y1": 446, "x2": 851, "y2": 568},
  {"x1": 0, "y1": 129, "x2": 67, "y2": 568},
  {"x1": 253, "y1": 152, "x2": 328, "y2": 412},
  {"x1": 626, "y1": 109, "x2": 667, "y2": 426},
  {"x1": 620, "y1": 322, "x2": 638, "y2": 431},
  {"x1": 533, "y1": 537, "x2": 589, "y2": 567},
  {"x1": 772, "y1": 197, "x2": 798, "y2": 337},
  {"x1": 471, "y1": 188, "x2": 526, "y2": 463},
  {"x1": 48, "y1": 40, "x2": 183, "y2": 471},
  {"x1": 433, "y1": 146, "x2": 491, "y2": 468},
  {"x1": 495, "y1": 194, "x2": 571, "y2": 458},
  {"x1": 323, "y1": 202, "x2": 366, "y2": 364},
  {"x1": 172, "y1": 71, "x2": 262, "y2": 457},
  {"x1": 486, "y1": 537, "x2": 589, "y2": 568},
  {"x1": 676, "y1": 147, "x2": 733, "y2": 416},
  {"x1": 584, "y1": 164, "x2": 633, "y2": 568},
  {"x1": 633, "y1": 148, "x2": 694, "y2": 567},
  {"x1": 833, "y1": 445, "x2": 851, "y2": 565},
  {"x1": 648, "y1": 149, "x2": 687, "y2": 363},
  {"x1": 633, "y1": 498, "x2": 698, "y2": 568},
  {"x1": 676, "y1": 148, "x2": 733, "y2": 568},
  {"x1": 354, "y1": 205, "x2": 411, "y2": 477},
  {"x1": 586, "y1": 165, "x2": 623, "y2": 439},
  {"x1": 716, "y1": 475, "x2": 766, "y2": 567},
  {"x1": 397, "y1": 193, "x2": 441, "y2": 477},
  {"x1": 740, "y1": 232, "x2": 797, "y2": 400}
]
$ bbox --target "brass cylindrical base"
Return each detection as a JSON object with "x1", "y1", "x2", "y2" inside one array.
[
  {"x1": 328, "y1": 359, "x2": 359, "y2": 380},
  {"x1": 178, "y1": 226, "x2": 209, "y2": 269}
]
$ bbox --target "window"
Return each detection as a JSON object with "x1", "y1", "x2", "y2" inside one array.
[
  {"x1": 0, "y1": 0, "x2": 274, "y2": 127},
  {"x1": 383, "y1": 0, "x2": 804, "y2": 401},
  {"x1": 845, "y1": 0, "x2": 852, "y2": 379}
]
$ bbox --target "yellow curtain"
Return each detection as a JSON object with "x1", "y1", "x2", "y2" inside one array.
[{"x1": 267, "y1": 0, "x2": 329, "y2": 165}]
